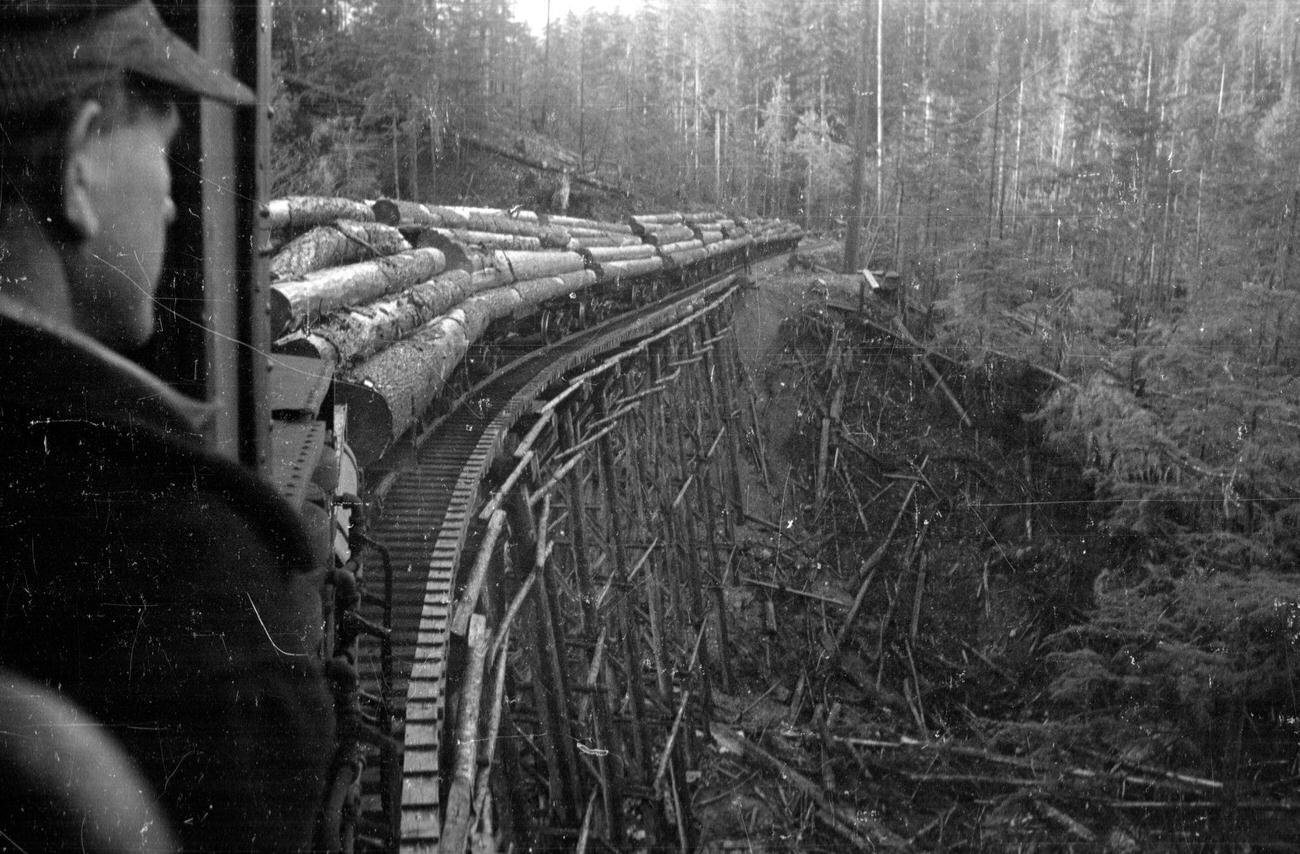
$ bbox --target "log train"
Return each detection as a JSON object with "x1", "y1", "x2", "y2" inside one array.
[
  {"x1": 10, "y1": 2, "x2": 801, "y2": 850},
  {"x1": 265, "y1": 198, "x2": 801, "y2": 852}
]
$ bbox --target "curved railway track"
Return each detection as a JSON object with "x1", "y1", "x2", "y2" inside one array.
[{"x1": 354, "y1": 270, "x2": 746, "y2": 851}]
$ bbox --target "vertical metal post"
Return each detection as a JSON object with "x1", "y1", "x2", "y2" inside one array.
[
  {"x1": 189, "y1": 0, "x2": 265, "y2": 462},
  {"x1": 197, "y1": 0, "x2": 270, "y2": 467},
  {"x1": 197, "y1": 0, "x2": 236, "y2": 455},
  {"x1": 245, "y1": 0, "x2": 272, "y2": 470}
]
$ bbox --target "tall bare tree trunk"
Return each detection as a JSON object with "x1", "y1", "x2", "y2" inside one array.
[
  {"x1": 539, "y1": 0, "x2": 551, "y2": 131},
  {"x1": 986, "y1": 31, "x2": 1003, "y2": 244},
  {"x1": 875, "y1": 0, "x2": 884, "y2": 219},
  {"x1": 693, "y1": 41, "x2": 702, "y2": 195},
  {"x1": 1054, "y1": 23, "x2": 1072, "y2": 169},
  {"x1": 893, "y1": 180, "x2": 904, "y2": 266},
  {"x1": 1008, "y1": 48, "x2": 1025, "y2": 238},
  {"x1": 578, "y1": 22, "x2": 586, "y2": 171},
  {"x1": 679, "y1": 58, "x2": 688, "y2": 192},
  {"x1": 714, "y1": 110, "x2": 723, "y2": 204},
  {"x1": 921, "y1": 0, "x2": 932, "y2": 153},
  {"x1": 407, "y1": 117, "x2": 419, "y2": 199},
  {"x1": 843, "y1": 0, "x2": 872, "y2": 275},
  {"x1": 752, "y1": 82, "x2": 760, "y2": 215},
  {"x1": 427, "y1": 107, "x2": 439, "y2": 191},
  {"x1": 391, "y1": 111, "x2": 401, "y2": 199},
  {"x1": 805, "y1": 156, "x2": 814, "y2": 231},
  {"x1": 427, "y1": 1, "x2": 440, "y2": 188},
  {"x1": 1194, "y1": 62, "x2": 1226, "y2": 288}
]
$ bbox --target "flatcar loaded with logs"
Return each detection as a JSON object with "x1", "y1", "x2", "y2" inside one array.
[{"x1": 0, "y1": 1, "x2": 802, "y2": 851}]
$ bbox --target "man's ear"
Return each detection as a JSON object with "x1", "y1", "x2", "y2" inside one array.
[{"x1": 61, "y1": 101, "x2": 103, "y2": 240}]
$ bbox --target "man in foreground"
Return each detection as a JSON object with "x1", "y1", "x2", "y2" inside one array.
[{"x1": 0, "y1": 2, "x2": 333, "y2": 850}]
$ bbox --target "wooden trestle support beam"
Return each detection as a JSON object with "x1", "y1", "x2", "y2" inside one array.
[{"x1": 439, "y1": 284, "x2": 753, "y2": 852}]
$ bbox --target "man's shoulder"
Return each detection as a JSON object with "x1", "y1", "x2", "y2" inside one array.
[
  {"x1": 0, "y1": 297, "x2": 212, "y2": 441},
  {"x1": 8, "y1": 413, "x2": 318, "y2": 574},
  {"x1": 0, "y1": 297, "x2": 320, "y2": 577}
]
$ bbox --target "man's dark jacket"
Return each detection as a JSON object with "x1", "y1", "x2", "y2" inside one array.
[{"x1": 0, "y1": 297, "x2": 334, "y2": 852}]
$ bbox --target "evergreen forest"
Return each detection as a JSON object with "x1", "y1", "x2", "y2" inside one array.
[{"x1": 272, "y1": 0, "x2": 1300, "y2": 847}]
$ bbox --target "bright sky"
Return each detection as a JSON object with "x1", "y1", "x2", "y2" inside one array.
[{"x1": 511, "y1": 0, "x2": 638, "y2": 35}]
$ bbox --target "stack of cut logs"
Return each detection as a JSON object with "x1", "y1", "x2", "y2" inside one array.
[{"x1": 264, "y1": 196, "x2": 799, "y2": 465}]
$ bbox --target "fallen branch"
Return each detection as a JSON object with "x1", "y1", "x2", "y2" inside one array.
[
  {"x1": 739, "y1": 575, "x2": 851, "y2": 608},
  {"x1": 834, "y1": 458, "x2": 928, "y2": 651},
  {"x1": 457, "y1": 132, "x2": 628, "y2": 196},
  {"x1": 1034, "y1": 801, "x2": 1095, "y2": 842},
  {"x1": 747, "y1": 392, "x2": 773, "y2": 494},
  {"x1": 652, "y1": 624, "x2": 708, "y2": 788},
  {"x1": 837, "y1": 466, "x2": 875, "y2": 539},
  {"x1": 652, "y1": 688, "x2": 692, "y2": 789},
  {"x1": 1077, "y1": 748, "x2": 1223, "y2": 792},
  {"x1": 744, "y1": 512, "x2": 806, "y2": 549},
  {"x1": 815, "y1": 379, "x2": 846, "y2": 507},
  {"x1": 573, "y1": 789, "x2": 600, "y2": 854},
  {"x1": 835, "y1": 427, "x2": 888, "y2": 470},
  {"x1": 837, "y1": 735, "x2": 1230, "y2": 796},
  {"x1": 1109, "y1": 799, "x2": 1300, "y2": 810},
  {"x1": 958, "y1": 640, "x2": 1017, "y2": 683},
  {"x1": 902, "y1": 771, "x2": 1043, "y2": 786},
  {"x1": 918, "y1": 354, "x2": 972, "y2": 428},
  {"x1": 836, "y1": 303, "x2": 1078, "y2": 392},
  {"x1": 710, "y1": 724, "x2": 914, "y2": 851}
]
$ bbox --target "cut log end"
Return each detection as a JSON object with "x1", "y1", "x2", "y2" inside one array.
[
  {"x1": 333, "y1": 379, "x2": 393, "y2": 465},
  {"x1": 270, "y1": 289, "x2": 292, "y2": 339},
  {"x1": 371, "y1": 198, "x2": 401, "y2": 226},
  {"x1": 415, "y1": 230, "x2": 481, "y2": 272}
]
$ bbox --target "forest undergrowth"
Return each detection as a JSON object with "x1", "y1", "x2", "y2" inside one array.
[{"x1": 697, "y1": 252, "x2": 1300, "y2": 853}]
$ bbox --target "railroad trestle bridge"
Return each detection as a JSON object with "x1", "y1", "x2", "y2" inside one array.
[{"x1": 357, "y1": 274, "x2": 758, "y2": 853}]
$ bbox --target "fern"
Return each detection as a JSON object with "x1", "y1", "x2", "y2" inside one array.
[{"x1": 1049, "y1": 568, "x2": 1300, "y2": 769}]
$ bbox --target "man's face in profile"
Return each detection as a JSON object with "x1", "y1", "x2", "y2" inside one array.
[{"x1": 68, "y1": 101, "x2": 179, "y2": 349}]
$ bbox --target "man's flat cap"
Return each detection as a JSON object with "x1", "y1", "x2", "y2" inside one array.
[{"x1": 0, "y1": 0, "x2": 255, "y2": 112}]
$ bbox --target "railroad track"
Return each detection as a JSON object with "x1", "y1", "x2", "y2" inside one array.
[{"x1": 353, "y1": 270, "x2": 745, "y2": 851}]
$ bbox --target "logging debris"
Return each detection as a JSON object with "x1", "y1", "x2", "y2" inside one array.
[{"x1": 691, "y1": 252, "x2": 1297, "y2": 852}]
